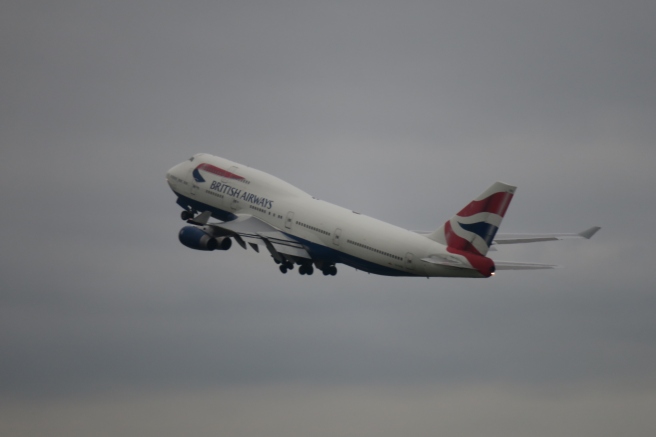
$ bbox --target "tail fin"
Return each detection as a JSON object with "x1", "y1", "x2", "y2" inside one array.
[{"x1": 428, "y1": 182, "x2": 516, "y2": 256}]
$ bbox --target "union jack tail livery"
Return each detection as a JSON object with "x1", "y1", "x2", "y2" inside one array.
[{"x1": 428, "y1": 182, "x2": 516, "y2": 256}]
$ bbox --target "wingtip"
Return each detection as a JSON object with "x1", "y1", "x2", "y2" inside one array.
[{"x1": 579, "y1": 226, "x2": 601, "y2": 239}]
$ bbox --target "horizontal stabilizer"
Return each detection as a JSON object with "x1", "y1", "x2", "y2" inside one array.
[
  {"x1": 494, "y1": 261, "x2": 558, "y2": 270},
  {"x1": 494, "y1": 226, "x2": 600, "y2": 245},
  {"x1": 421, "y1": 255, "x2": 470, "y2": 269}
]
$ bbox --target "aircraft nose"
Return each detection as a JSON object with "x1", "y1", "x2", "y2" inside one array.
[{"x1": 166, "y1": 162, "x2": 187, "y2": 185}]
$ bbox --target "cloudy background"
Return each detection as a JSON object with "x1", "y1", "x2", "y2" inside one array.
[{"x1": 2, "y1": 1, "x2": 655, "y2": 435}]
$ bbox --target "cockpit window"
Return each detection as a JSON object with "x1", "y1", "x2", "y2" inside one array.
[{"x1": 189, "y1": 156, "x2": 195, "y2": 162}]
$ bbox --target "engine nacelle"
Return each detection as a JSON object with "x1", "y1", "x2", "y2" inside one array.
[
  {"x1": 178, "y1": 226, "x2": 232, "y2": 251},
  {"x1": 215, "y1": 236, "x2": 232, "y2": 251},
  {"x1": 179, "y1": 226, "x2": 217, "y2": 250}
]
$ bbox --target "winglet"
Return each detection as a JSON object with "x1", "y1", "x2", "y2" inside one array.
[{"x1": 578, "y1": 226, "x2": 601, "y2": 239}]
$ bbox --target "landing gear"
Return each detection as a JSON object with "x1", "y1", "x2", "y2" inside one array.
[
  {"x1": 322, "y1": 266, "x2": 337, "y2": 276},
  {"x1": 299, "y1": 264, "x2": 314, "y2": 275},
  {"x1": 180, "y1": 210, "x2": 194, "y2": 221},
  {"x1": 275, "y1": 259, "x2": 336, "y2": 276},
  {"x1": 278, "y1": 261, "x2": 294, "y2": 273}
]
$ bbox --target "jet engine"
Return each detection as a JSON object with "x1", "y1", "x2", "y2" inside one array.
[{"x1": 178, "y1": 226, "x2": 232, "y2": 251}]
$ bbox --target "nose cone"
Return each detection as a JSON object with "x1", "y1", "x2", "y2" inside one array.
[
  {"x1": 166, "y1": 161, "x2": 188, "y2": 191},
  {"x1": 166, "y1": 162, "x2": 185, "y2": 179}
]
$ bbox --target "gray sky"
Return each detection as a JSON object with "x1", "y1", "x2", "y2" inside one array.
[{"x1": 2, "y1": 1, "x2": 655, "y2": 435}]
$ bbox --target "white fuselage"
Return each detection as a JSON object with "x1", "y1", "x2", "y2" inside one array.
[{"x1": 166, "y1": 153, "x2": 484, "y2": 277}]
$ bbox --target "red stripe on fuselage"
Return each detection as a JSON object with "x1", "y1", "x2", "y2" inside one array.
[
  {"x1": 457, "y1": 192, "x2": 513, "y2": 218},
  {"x1": 197, "y1": 163, "x2": 245, "y2": 181}
]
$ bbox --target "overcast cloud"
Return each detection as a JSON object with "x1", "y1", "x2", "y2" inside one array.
[{"x1": 1, "y1": 1, "x2": 655, "y2": 436}]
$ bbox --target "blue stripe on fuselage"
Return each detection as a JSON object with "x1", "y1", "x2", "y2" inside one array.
[
  {"x1": 192, "y1": 168, "x2": 205, "y2": 183},
  {"x1": 172, "y1": 194, "x2": 416, "y2": 276},
  {"x1": 283, "y1": 233, "x2": 417, "y2": 277}
]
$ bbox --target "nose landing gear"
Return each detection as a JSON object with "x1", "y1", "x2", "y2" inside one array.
[{"x1": 181, "y1": 209, "x2": 195, "y2": 221}]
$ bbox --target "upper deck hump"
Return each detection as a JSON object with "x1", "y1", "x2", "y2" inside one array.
[{"x1": 200, "y1": 153, "x2": 312, "y2": 199}]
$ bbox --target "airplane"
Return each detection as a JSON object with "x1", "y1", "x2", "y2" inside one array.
[{"x1": 166, "y1": 153, "x2": 599, "y2": 278}]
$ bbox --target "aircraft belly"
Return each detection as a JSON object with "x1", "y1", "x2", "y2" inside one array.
[
  {"x1": 285, "y1": 234, "x2": 418, "y2": 277},
  {"x1": 175, "y1": 193, "x2": 237, "y2": 222}
]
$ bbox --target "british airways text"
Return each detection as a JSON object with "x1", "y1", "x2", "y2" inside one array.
[{"x1": 209, "y1": 181, "x2": 274, "y2": 209}]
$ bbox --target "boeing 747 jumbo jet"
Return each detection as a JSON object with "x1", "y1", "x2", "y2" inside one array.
[{"x1": 166, "y1": 154, "x2": 599, "y2": 278}]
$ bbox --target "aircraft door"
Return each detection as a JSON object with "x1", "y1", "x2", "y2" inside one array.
[
  {"x1": 333, "y1": 228, "x2": 342, "y2": 246},
  {"x1": 405, "y1": 252, "x2": 415, "y2": 271},
  {"x1": 230, "y1": 198, "x2": 240, "y2": 211},
  {"x1": 185, "y1": 165, "x2": 199, "y2": 197},
  {"x1": 285, "y1": 211, "x2": 294, "y2": 229}
]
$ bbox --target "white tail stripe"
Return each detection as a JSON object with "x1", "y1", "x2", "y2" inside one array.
[
  {"x1": 455, "y1": 212, "x2": 503, "y2": 227},
  {"x1": 449, "y1": 220, "x2": 492, "y2": 255}
]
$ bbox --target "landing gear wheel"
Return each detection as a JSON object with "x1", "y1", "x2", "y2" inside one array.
[
  {"x1": 284, "y1": 262, "x2": 294, "y2": 271},
  {"x1": 322, "y1": 265, "x2": 337, "y2": 276},
  {"x1": 181, "y1": 210, "x2": 193, "y2": 221},
  {"x1": 299, "y1": 265, "x2": 314, "y2": 275},
  {"x1": 279, "y1": 265, "x2": 288, "y2": 274}
]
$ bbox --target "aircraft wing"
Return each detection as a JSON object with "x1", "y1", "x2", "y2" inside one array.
[
  {"x1": 190, "y1": 213, "x2": 311, "y2": 259},
  {"x1": 493, "y1": 226, "x2": 600, "y2": 245}
]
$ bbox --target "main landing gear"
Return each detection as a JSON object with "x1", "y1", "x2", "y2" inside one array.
[
  {"x1": 275, "y1": 258, "x2": 337, "y2": 276},
  {"x1": 299, "y1": 264, "x2": 313, "y2": 275},
  {"x1": 278, "y1": 261, "x2": 294, "y2": 274},
  {"x1": 322, "y1": 265, "x2": 338, "y2": 276}
]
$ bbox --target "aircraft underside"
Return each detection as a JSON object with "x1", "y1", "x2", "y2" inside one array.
[{"x1": 175, "y1": 193, "x2": 420, "y2": 277}]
